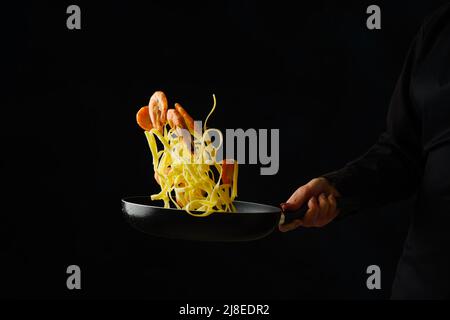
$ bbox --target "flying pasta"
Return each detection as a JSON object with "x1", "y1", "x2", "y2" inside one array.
[{"x1": 136, "y1": 91, "x2": 238, "y2": 216}]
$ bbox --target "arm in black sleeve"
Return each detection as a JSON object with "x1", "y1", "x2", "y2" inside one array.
[{"x1": 322, "y1": 25, "x2": 426, "y2": 216}]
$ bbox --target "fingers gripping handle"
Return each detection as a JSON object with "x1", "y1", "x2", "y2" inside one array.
[
  {"x1": 282, "y1": 204, "x2": 309, "y2": 224},
  {"x1": 281, "y1": 198, "x2": 356, "y2": 225}
]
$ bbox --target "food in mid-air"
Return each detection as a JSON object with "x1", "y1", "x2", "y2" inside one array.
[{"x1": 136, "y1": 91, "x2": 238, "y2": 216}]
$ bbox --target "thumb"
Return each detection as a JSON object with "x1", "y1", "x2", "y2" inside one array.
[
  {"x1": 281, "y1": 185, "x2": 312, "y2": 212},
  {"x1": 280, "y1": 202, "x2": 297, "y2": 212}
]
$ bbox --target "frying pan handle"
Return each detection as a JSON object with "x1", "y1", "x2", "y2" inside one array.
[
  {"x1": 281, "y1": 197, "x2": 357, "y2": 225},
  {"x1": 282, "y1": 204, "x2": 309, "y2": 224}
]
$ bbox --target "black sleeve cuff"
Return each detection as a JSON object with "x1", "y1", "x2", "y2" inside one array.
[{"x1": 321, "y1": 170, "x2": 363, "y2": 220}]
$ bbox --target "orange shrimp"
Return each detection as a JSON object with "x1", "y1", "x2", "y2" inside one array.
[
  {"x1": 175, "y1": 103, "x2": 195, "y2": 134},
  {"x1": 167, "y1": 109, "x2": 193, "y2": 152},
  {"x1": 136, "y1": 106, "x2": 153, "y2": 131},
  {"x1": 149, "y1": 91, "x2": 168, "y2": 132},
  {"x1": 167, "y1": 109, "x2": 187, "y2": 130},
  {"x1": 221, "y1": 159, "x2": 235, "y2": 184}
]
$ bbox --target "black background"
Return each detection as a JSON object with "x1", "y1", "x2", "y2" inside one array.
[{"x1": 1, "y1": 0, "x2": 448, "y2": 299}]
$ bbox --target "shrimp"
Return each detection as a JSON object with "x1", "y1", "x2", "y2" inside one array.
[
  {"x1": 136, "y1": 106, "x2": 153, "y2": 131},
  {"x1": 167, "y1": 109, "x2": 186, "y2": 130},
  {"x1": 167, "y1": 109, "x2": 193, "y2": 152},
  {"x1": 221, "y1": 159, "x2": 235, "y2": 184},
  {"x1": 167, "y1": 106, "x2": 196, "y2": 154},
  {"x1": 149, "y1": 91, "x2": 168, "y2": 132},
  {"x1": 175, "y1": 103, "x2": 195, "y2": 135}
]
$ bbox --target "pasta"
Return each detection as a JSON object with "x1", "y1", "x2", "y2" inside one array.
[{"x1": 137, "y1": 92, "x2": 238, "y2": 216}]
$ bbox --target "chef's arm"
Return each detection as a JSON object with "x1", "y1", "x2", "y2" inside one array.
[
  {"x1": 281, "y1": 23, "x2": 426, "y2": 231},
  {"x1": 322, "y1": 131, "x2": 423, "y2": 218},
  {"x1": 322, "y1": 23, "x2": 427, "y2": 217}
]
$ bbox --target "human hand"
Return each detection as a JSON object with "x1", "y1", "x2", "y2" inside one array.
[{"x1": 279, "y1": 177, "x2": 341, "y2": 231}]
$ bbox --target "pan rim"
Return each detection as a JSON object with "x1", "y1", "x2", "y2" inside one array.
[{"x1": 121, "y1": 196, "x2": 281, "y2": 214}]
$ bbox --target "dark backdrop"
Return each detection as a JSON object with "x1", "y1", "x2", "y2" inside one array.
[{"x1": 1, "y1": 0, "x2": 447, "y2": 299}]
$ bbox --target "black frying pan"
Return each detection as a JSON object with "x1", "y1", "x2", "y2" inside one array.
[{"x1": 122, "y1": 196, "x2": 350, "y2": 242}]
